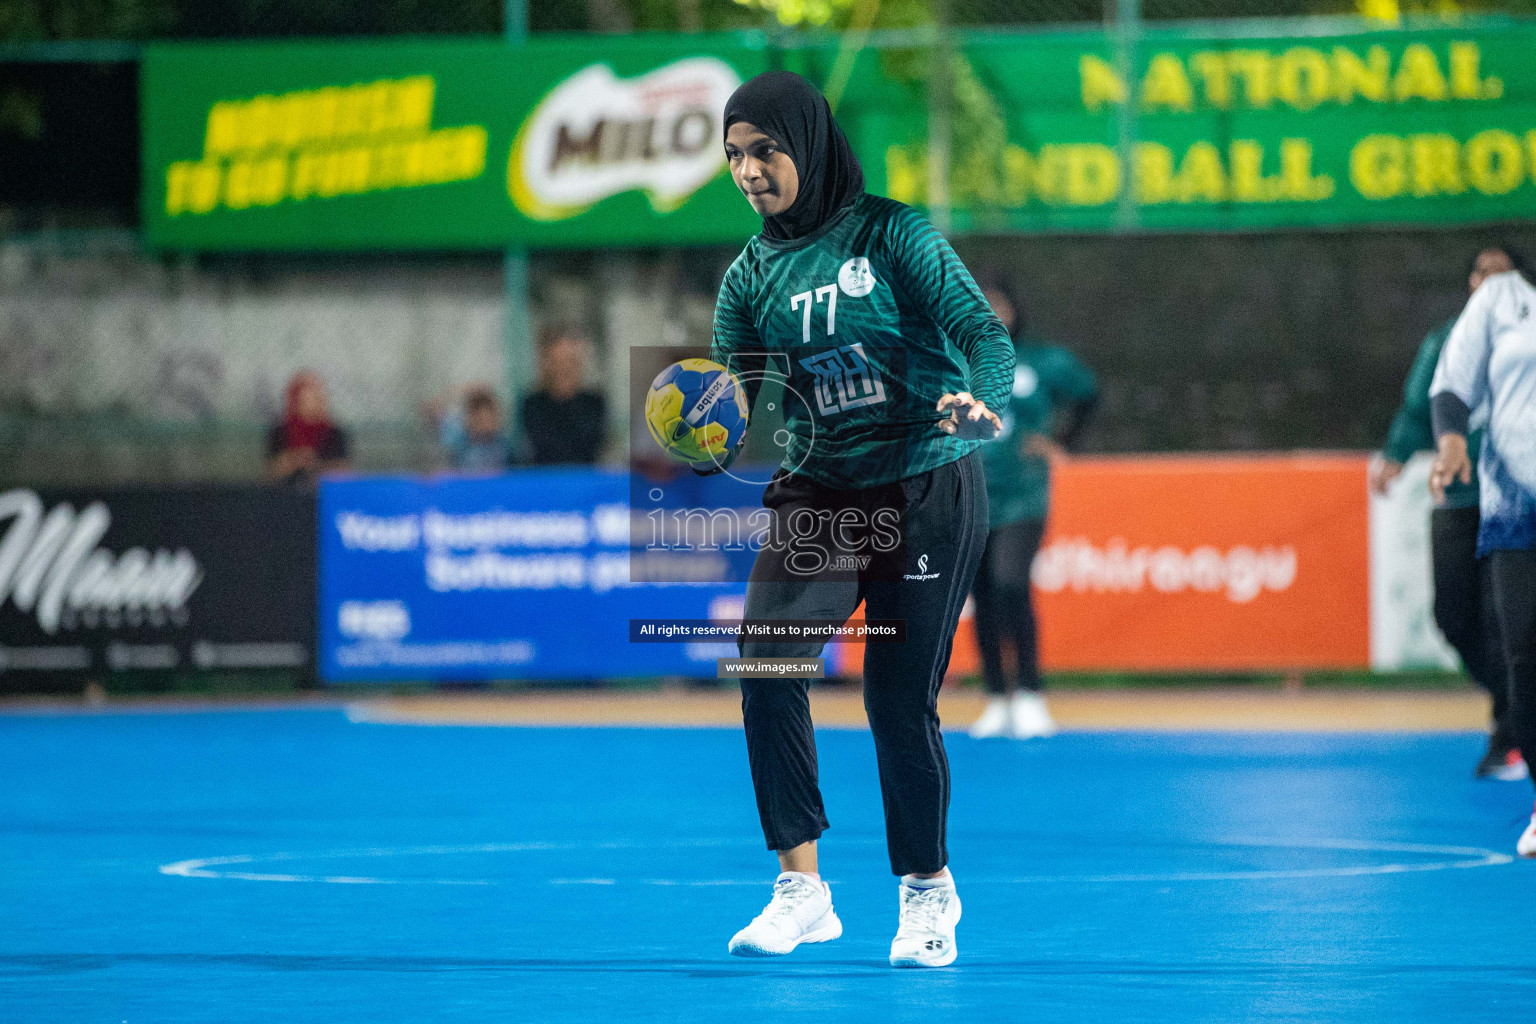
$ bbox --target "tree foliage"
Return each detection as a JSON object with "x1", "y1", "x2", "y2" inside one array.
[
  {"x1": 5, "y1": 0, "x2": 1533, "y2": 40},
  {"x1": 0, "y1": 0, "x2": 772, "y2": 39}
]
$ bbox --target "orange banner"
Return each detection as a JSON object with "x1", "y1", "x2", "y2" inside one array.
[{"x1": 838, "y1": 453, "x2": 1371, "y2": 675}]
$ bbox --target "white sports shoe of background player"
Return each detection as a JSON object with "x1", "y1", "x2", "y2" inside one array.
[{"x1": 969, "y1": 692, "x2": 1058, "y2": 739}]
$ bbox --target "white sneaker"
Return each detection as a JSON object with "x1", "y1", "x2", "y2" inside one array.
[
  {"x1": 728, "y1": 872, "x2": 842, "y2": 957},
  {"x1": 1518, "y1": 813, "x2": 1536, "y2": 858},
  {"x1": 889, "y1": 874, "x2": 962, "y2": 967},
  {"x1": 969, "y1": 698, "x2": 1011, "y2": 739},
  {"x1": 1009, "y1": 691, "x2": 1058, "y2": 739}
]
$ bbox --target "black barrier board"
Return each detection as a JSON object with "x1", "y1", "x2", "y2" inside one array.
[{"x1": 0, "y1": 485, "x2": 316, "y2": 679}]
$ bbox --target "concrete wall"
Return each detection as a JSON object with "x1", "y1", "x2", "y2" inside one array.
[
  {"x1": 0, "y1": 240, "x2": 732, "y2": 483},
  {"x1": 6, "y1": 225, "x2": 1536, "y2": 484}
]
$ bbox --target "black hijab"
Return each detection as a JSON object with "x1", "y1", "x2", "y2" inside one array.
[{"x1": 723, "y1": 71, "x2": 865, "y2": 241}]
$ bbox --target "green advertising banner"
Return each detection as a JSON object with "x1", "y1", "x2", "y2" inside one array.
[
  {"x1": 856, "y1": 21, "x2": 1536, "y2": 234},
  {"x1": 142, "y1": 35, "x2": 771, "y2": 249},
  {"x1": 142, "y1": 22, "x2": 1536, "y2": 249}
]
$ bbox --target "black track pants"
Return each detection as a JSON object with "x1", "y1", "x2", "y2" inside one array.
[
  {"x1": 1490, "y1": 549, "x2": 1536, "y2": 791},
  {"x1": 1431, "y1": 507, "x2": 1510, "y2": 736},
  {"x1": 971, "y1": 517, "x2": 1046, "y2": 696},
  {"x1": 737, "y1": 453, "x2": 988, "y2": 876}
]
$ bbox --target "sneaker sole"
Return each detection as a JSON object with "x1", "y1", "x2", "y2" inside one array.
[
  {"x1": 728, "y1": 915, "x2": 842, "y2": 957},
  {"x1": 890, "y1": 946, "x2": 958, "y2": 968}
]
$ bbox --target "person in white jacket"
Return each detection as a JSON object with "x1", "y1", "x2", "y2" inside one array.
[{"x1": 1429, "y1": 262, "x2": 1536, "y2": 857}]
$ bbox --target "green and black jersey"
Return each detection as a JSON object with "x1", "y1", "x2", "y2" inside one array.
[
  {"x1": 711, "y1": 193, "x2": 1014, "y2": 489},
  {"x1": 1384, "y1": 316, "x2": 1481, "y2": 510}
]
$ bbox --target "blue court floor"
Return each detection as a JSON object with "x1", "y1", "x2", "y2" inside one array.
[{"x1": 2, "y1": 706, "x2": 1533, "y2": 1023}]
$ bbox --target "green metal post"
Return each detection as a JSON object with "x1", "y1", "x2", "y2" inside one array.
[
  {"x1": 504, "y1": 0, "x2": 534, "y2": 423},
  {"x1": 926, "y1": 0, "x2": 952, "y2": 234},
  {"x1": 1110, "y1": 0, "x2": 1141, "y2": 232}
]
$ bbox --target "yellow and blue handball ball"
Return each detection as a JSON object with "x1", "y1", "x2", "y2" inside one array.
[{"x1": 645, "y1": 358, "x2": 750, "y2": 464}]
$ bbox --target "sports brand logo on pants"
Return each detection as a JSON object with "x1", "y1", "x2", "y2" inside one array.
[{"x1": 904, "y1": 552, "x2": 940, "y2": 581}]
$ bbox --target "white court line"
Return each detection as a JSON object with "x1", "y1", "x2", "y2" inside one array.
[
  {"x1": 159, "y1": 837, "x2": 1513, "y2": 886},
  {"x1": 980, "y1": 837, "x2": 1514, "y2": 883},
  {"x1": 159, "y1": 839, "x2": 743, "y2": 886}
]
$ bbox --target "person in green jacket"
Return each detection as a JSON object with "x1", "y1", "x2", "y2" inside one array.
[
  {"x1": 965, "y1": 274, "x2": 1099, "y2": 740},
  {"x1": 1370, "y1": 245, "x2": 1523, "y2": 780}
]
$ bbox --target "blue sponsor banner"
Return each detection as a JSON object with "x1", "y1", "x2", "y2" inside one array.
[{"x1": 319, "y1": 468, "x2": 764, "y2": 682}]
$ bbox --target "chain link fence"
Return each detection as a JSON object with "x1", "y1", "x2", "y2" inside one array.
[
  {"x1": 5, "y1": 0, "x2": 1536, "y2": 484},
  {"x1": 11, "y1": 224, "x2": 1535, "y2": 485}
]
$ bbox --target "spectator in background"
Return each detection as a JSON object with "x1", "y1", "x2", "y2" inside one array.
[
  {"x1": 966, "y1": 272, "x2": 1099, "y2": 741},
  {"x1": 266, "y1": 370, "x2": 350, "y2": 484},
  {"x1": 520, "y1": 326, "x2": 607, "y2": 465},
  {"x1": 424, "y1": 384, "x2": 512, "y2": 473}
]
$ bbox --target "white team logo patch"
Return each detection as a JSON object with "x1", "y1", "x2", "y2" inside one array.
[
  {"x1": 839, "y1": 257, "x2": 877, "y2": 297},
  {"x1": 1013, "y1": 365, "x2": 1039, "y2": 398}
]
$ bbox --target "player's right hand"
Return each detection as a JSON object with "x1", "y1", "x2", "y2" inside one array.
[
  {"x1": 1428, "y1": 435, "x2": 1471, "y2": 504},
  {"x1": 937, "y1": 392, "x2": 1002, "y2": 441}
]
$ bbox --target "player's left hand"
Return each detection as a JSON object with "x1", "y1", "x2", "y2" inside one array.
[
  {"x1": 1023, "y1": 433, "x2": 1065, "y2": 461},
  {"x1": 937, "y1": 392, "x2": 1002, "y2": 441}
]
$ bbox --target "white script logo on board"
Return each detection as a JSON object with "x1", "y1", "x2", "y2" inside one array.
[
  {"x1": 508, "y1": 58, "x2": 741, "y2": 221},
  {"x1": 0, "y1": 489, "x2": 202, "y2": 634}
]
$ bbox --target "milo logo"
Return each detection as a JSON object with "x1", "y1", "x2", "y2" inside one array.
[{"x1": 508, "y1": 58, "x2": 741, "y2": 221}]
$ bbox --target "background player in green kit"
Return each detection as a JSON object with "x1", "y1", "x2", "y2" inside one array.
[
  {"x1": 1370, "y1": 246, "x2": 1524, "y2": 781},
  {"x1": 965, "y1": 274, "x2": 1099, "y2": 740},
  {"x1": 702, "y1": 72, "x2": 1013, "y2": 967}
]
